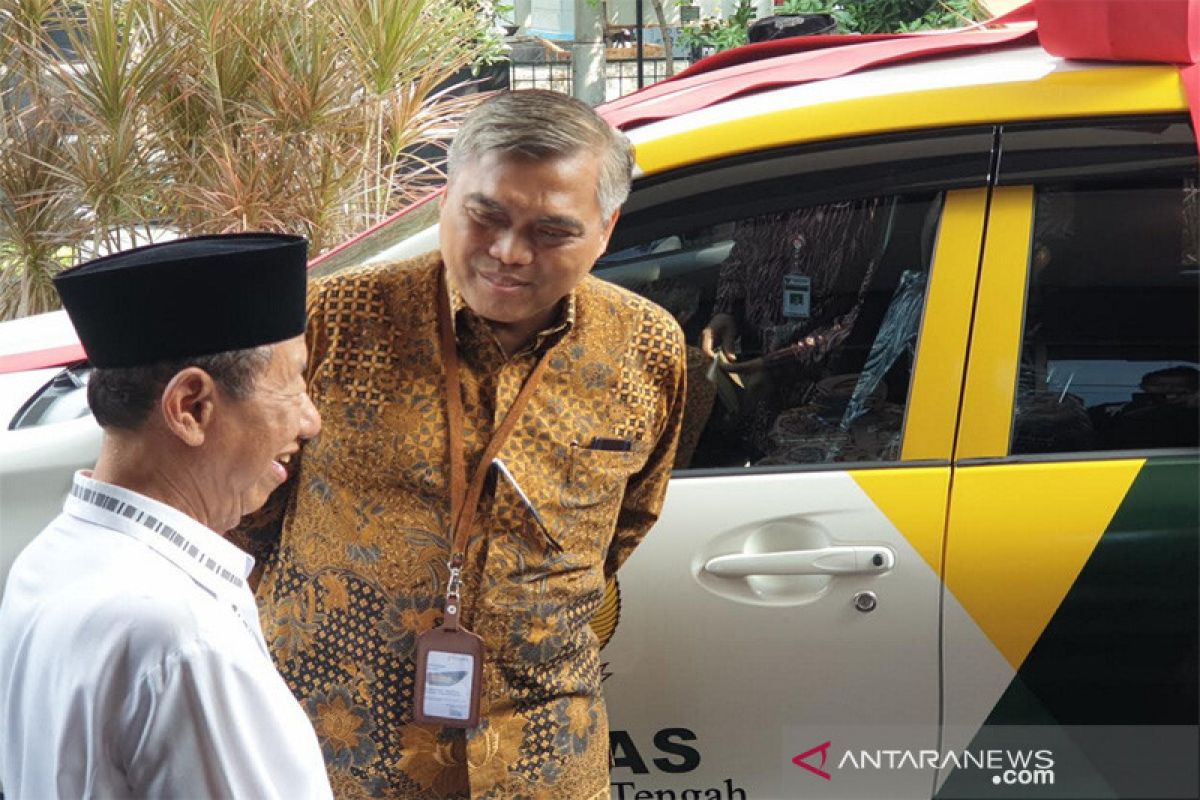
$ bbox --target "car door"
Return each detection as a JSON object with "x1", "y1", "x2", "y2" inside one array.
[
  {"x1": 939, "y1": 117, "x2": 1199, "y2": 799},
  {"x1": 592, "y1": 128, "x2": 994, "y2": 799}
]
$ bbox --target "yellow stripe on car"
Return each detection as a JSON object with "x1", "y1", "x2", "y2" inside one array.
[
  {"x1": 851, "y1": 467, "x2": 950, "y2": 579},
  {"x1": 944, "y1": 459, "x2": 1144, "y2": 670},
  {"x1": 956, "y1": 186, "x2": 1034, "y2": 460},
  {"x1": 634, "y1": 64, "x2": 1186, "y2": 177},
  {"x1": 903, "y1": 188, "x2": 990, "y2": 463}
]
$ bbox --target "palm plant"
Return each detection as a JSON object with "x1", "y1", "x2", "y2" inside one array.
[{"x1": 0, "y1": 0, "x2": 493, "y2": 319}]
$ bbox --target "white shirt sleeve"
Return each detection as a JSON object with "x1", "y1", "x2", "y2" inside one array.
[{"x1": 120, "y1": 638, "x2": 332, "y2": 799}]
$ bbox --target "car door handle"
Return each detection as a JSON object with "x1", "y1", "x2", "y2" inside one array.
[{"x1": 704, "y1": 546, "x2": 895, "y2": 577}]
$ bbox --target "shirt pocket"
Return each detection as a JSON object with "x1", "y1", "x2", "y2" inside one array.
[{"x1": 562, "y1": 440, "x2": 649, "y2": 510}]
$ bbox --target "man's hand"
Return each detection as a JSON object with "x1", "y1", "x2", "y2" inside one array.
[
  {"x1": 720, "y1": 356, "x2": 765, "y2": 375},
  {"x1": 700, "y1": 313, "x2": 738, "y2": 360}
]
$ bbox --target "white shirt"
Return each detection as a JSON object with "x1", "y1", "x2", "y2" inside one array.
[{"x1": 0, "y1": 472, "x2": 332, "y2": 799}]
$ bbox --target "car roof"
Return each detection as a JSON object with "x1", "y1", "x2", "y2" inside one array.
[
  {"x1": 0, "y1": 310, "x2": 82, "y2": 374},
  {"x1": 604, "y1": 25, "x2": 1039, "y2": 131}
]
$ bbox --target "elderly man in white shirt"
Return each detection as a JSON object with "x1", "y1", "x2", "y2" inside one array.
[{"x1": 0, "y1": 235, "x2": 332, "y2": 798}]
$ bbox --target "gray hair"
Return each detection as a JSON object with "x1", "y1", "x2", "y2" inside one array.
[
  {"x1": 447, "y1": 89, "x2": 635, "y2": 220},
  {"x1": 87, "y1": 345, "x2": 272, "y2": 431}
]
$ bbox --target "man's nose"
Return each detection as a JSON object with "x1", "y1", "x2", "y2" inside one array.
[
  {"x1": 489, "y1": 229, "x2": 534, "y2": 266},
  {"x1": 299, "y1": 392, "x2": 322, "y2": 440}
]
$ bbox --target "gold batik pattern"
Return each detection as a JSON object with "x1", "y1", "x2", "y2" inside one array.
[{"x1": 235, "y1": 252, "x2": 685, "y2": 798}]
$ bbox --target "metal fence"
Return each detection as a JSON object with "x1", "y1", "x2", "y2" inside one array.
[
  {"x1": 509, "y1": 57, "x2": 691, "y2": 103},
  {"x1": 509, "y1": 61, "x2": 574, "y2": 95}
]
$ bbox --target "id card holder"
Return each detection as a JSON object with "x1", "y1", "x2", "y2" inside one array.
[
  {"x1": 413, "y1": 624, "x2": 484, "y2": 728},
  {"x1": 782, "y1": 274, "x2": 812, "y2": 319},
  {"x1": 413, "y1": 562, "x2": 483, "y2": 728}
]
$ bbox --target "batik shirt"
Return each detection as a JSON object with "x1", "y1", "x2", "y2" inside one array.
[{"x1": 238, "y1": 252, "x2": 686, "y2": 798}]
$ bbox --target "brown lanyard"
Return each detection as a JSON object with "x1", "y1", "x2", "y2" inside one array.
[{"x1": 436, "y1": 270, "x2": 554, "y2": 630}]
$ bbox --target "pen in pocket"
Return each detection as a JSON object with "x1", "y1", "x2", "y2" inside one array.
[
  {"x1": 585, "y1": 436, "x2": 633, "y2": 452},
  {"x1": 491, "y1": 458, "x2": 561, "y2": 552}
]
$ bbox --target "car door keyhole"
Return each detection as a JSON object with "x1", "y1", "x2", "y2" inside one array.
[{"x1": 853, "y1": 591, "x2": 877, "y2": 613}]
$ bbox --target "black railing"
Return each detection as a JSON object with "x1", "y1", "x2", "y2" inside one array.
[{"x1": 509, "y1": 57, "x2": 689, "y2": 101}]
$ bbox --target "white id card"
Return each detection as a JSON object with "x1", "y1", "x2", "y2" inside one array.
[
  {"x1": 421, "y1": 650, "x2": 476, "y2": 721},
  {"x1": 413, "y1": 597, "x2": 484, "y2": 726},
  {"x1": 782, "y1": 274, "x2": 812, "y2": 319}
]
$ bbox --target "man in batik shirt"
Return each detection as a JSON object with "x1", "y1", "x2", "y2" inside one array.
[{"x1": 236, "y1": 90, "x2": 686, "y2": 798}]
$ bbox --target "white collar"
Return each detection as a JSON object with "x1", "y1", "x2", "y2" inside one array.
[{"x1": 63, "y1": 471, "x2": 255, "y2": 604}]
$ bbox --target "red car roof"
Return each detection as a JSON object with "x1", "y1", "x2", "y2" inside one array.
[
  {"x1": 600, "y1": 26, "x2": 1037, "y2": 130},
  {"x1": 0, "y1": 344, "x2": 86, "y2": 375},
  {"x1": 600, "y1": 0, "x2": 1197, "y2": 146}
]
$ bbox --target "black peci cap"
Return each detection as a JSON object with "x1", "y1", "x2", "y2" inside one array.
[{"x1": 53, "y1": 234, "x2": 308, "y2": 368}]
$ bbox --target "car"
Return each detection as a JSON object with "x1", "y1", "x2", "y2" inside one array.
[{"x1": 1, "y1": 10, "x2": 1196, "y2": 799}]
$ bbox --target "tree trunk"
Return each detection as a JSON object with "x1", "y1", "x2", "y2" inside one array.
[{"x1": 648, "y1": 0, "x2": 675, "y2": 77}]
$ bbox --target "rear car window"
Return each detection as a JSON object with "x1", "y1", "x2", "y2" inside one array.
[{"x1": 1013, "y1": 174, "x2": 1199, "y2": 454}]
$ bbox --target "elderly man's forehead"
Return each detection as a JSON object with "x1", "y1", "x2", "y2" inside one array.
[{"x1": 456, "y1": 144, "x2": 600, "y2": 170}]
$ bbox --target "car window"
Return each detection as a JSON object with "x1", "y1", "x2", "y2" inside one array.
[
  {"x1": 307, "y1": 197, "x2": 442, "y2": 280},
  {"x1": 1012, "y1": 174, "x2": 1200, "y2": 454},
  {"x1": 595, "y1": 128, "x2": 998, "y2": 472},
  {"x1": 597, "y1": 190, "x2": 944, "y2": 471}
]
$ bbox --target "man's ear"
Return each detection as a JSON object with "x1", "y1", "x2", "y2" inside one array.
[
  {"x1": 597, "y1": 208, "x2": 621, "y2": 254},
  {"x1": 159, "y1": 367, "x2": 217, "y2": 447}
]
